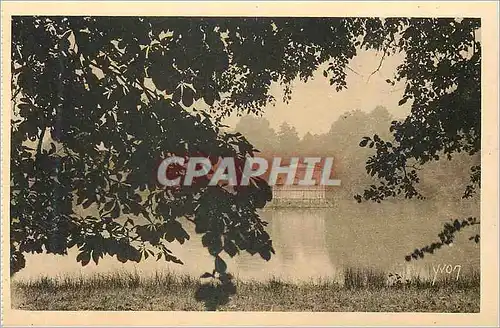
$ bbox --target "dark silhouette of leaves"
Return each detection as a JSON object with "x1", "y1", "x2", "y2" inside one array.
[
  {"x1": 354, "y1": 18, "x2": 481, "y2": 258},
  {"x1": 194, "y1": 273, "x2": 236, "y2": 311},
  {"x1": 405, "y1": 217, "x2": 480, "y2": 261},
  {"x1": 200, "y1": 272, "x2": 214, "y2": 279},
  {"x1": 215, "y1": 255, "x2": 227, "y2": 274}
]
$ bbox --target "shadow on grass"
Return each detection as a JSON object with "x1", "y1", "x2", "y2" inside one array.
[{"x1": 194, "y1": 280, "x2": 237, "y2": 311}]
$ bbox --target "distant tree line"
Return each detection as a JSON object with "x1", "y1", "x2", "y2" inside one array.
[{"x1": 234, "y1": 106, "x2": 480, "y2": 202}]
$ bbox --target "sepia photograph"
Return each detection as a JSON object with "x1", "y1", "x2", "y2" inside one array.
[{"x1": 1, "y1": 1, "x2": 498, "y2": 327}]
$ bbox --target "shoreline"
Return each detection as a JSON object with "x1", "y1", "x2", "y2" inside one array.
[{"x1": 11, "y1": 269, "x2": 480, "y2": 312}]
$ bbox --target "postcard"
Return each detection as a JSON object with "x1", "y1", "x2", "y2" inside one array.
[{"x1": 1, "y1": 1, "x2": 498, "y2": 326}]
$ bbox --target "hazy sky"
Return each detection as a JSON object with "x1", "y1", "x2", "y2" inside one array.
[{"x1": 223, "y1": 49, "x2": 411, "y2": 137}]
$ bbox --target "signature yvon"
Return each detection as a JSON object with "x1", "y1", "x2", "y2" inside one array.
[{"x1": 432, "y1": 264, "x2": 462, "y2": 286}]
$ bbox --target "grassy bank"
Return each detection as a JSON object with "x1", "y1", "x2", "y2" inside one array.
[{"x1": 12, "y1": 269, "x2": 480, "y2": 312}]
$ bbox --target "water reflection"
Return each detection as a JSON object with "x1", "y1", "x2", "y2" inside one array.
[{"x1": 12, "y1": 199, "x2": 480, "y2": 283}]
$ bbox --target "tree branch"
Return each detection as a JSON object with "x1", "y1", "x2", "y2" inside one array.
[
  {"x1": 346, "y1": 65, "x2": 362, "y2": 76},
  {"x1": 11, "y1": 87, "x2": 21, "y2": 101},
  {"x1": 405, "y1": 164, "x2": 421, "y2": 171},
  {"x1": 366, "y1": 51, "x2": 387, "y2": 83},
  {"x1": 36, "y1": 127, "x2": 46, "y2": 159},
  {"x1": 135, "y1": 79, "x2": 157, "y2": 103}
]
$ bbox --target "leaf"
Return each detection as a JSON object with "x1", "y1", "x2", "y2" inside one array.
[
  {"x1": 91, "y1": 250, "x2": 100, "y2": 265},
  {"x1": 76, "y1": 251, "x2": 91, "y2": 266},
  {"x1": 202, "y1": 232, "x2": 223, "y2": 255},
  {"x1": 182, "y1": 86, "x2": 195, "y2": 107},
  {"x1": 223, "y1": 239, "x2": 238, "y2": 257},
  {"x1": 398, "y1": 96, "x2": 409, "y2": 106},
  {"x1": 82, "y1": 198, "x2": 93, "y2": 209},
  {"x1": 149, "y1": 64, "x2": 178, "y2": 92},
  {"x1": 203, "y1": 85, "x2": 216, "y2": 106},
  {"x1": 103, "y1": 200, "x2": 114, "y2": 211},
  {"x1": 172, "y1": 86, "x2": 182, "y2": 103},
  {"x1": 49, "y1": 142, "x2": 56, "y2": 154},
  {"x1": 359, "y1": 139, "x2": 369, "y2": 147},
  {"x1": 117, "y1": 248, "x2": 128, "y2": 263},
  {"x1": 200, "y1": 272, "x2": 214, "y2": 278},
  {"x1": 259, "y1": 249, "x2": 271, "y2": 261},
  {"x1": 215, "y1": 255, "x2": 227, "y2": 273},
  {"x1": 110, "y1": 202, "x2": 121, "y2": 219}
]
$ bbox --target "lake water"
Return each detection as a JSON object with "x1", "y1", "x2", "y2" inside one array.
[{"x1": 13, "y1": 198, "x2": 480, "y2": 283}]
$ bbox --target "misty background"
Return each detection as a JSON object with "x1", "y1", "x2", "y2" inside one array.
[{"x1": 232, "y1": 106, "x2": 480, "y2": 204}]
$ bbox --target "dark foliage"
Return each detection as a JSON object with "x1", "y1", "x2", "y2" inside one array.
[
  {"x1": 353, "y1": 18, "x2": 481, "y2": 257},
  {"x1": 405, "y1": 217, "x2": 480, "y2": 261},
  {"x1": 195, "y1": 272, "x2": 236, "y2": 311}
]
